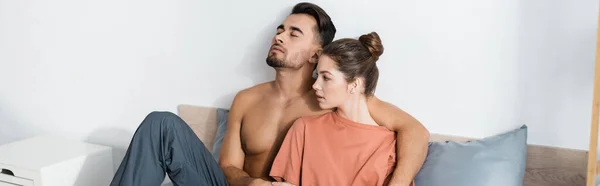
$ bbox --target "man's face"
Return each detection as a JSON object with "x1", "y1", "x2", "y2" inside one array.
[{"x1": 266, "y1": 14, "x2": 320, "y2": 69}]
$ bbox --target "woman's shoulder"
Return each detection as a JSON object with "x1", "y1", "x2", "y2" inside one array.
[{"x1": 295, "y1": 112, "x2": 334, "y2": 126}]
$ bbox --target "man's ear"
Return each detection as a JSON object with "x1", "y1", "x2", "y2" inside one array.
[{"x1": 309, "y1": 48, "x2": 322, "y2": 64}]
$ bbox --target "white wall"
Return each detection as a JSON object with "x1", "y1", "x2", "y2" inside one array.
[
  {"x1": 517, "y1": 0, "x2": 599, "y2": 152},
  {"x1": 0, "y1": 0, "x2": 598, "y2": 171}
]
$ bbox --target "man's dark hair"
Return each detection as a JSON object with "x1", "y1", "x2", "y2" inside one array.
[{"x1": 291, "y1": 2, "x2": 337, "y2": 46}]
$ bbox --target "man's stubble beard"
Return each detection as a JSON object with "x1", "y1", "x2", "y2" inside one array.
[
  {"x1": 266, "y1": 54, "x2": 287, "y2": 68},
  {"x1": 266, "y1": 51, "x2": 308, "y2": 69}
]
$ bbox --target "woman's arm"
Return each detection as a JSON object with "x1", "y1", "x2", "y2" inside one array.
[{"x1": 269, "y1": 118, "x2": 307, "y2": 186}]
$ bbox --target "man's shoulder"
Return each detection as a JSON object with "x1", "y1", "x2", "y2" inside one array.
[{"x1": 233, "y1": 82, "x2": 272, "y2": 102}]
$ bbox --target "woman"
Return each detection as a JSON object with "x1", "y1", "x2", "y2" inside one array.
[{"x1": 269, "y1": 32, "x2": 412, "y2": 186}]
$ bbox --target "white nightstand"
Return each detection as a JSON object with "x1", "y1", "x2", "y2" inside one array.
[{"x1": 0, "y1": 135, "x2": 113, "y2": 186}]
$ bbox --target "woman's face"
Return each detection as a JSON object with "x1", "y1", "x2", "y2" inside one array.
[{"x1": 312, "y1": 55, "x2": 352, "y2": 110}]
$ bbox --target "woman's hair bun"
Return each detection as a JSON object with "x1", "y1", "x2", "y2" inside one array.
[{"x1": 358, "y1": 32, "x2": 384, "y2": 61}]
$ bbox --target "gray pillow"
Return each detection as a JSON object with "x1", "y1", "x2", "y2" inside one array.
[
  {"x1": 414, "y1": 125, "x2": 528, "y2": 186},
  {"x1": 211, "y1": 108, "x2": 229, "y2": 162}
]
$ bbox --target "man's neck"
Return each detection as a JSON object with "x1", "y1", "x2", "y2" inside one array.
[{"x1": 272, "y1": 66, "x2": 315, "y2": 100}]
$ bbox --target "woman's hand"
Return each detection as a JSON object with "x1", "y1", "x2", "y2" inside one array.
[
  {"x1": 271, "y1": 182, "x2": 296, "y2": 186},
  {"x1": 248, "y1": 178, "x2": 272, "y2": 186}
]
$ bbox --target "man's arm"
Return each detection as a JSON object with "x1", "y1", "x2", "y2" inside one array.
[
  {"x1": 219, "y1": 91, "x2": 270, "y2": 186},
  {"x1": 367, "y1": 96, "x2": 429, "y2": 186}
]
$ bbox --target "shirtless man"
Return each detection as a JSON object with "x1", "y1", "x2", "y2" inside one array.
[{"x1": 110, "y1": 2, "x2": 429, "y2": 186}]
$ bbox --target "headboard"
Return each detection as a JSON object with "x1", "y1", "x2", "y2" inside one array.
[{"x1": 176, "y1": 104, "x2": 588, "y2": 186}]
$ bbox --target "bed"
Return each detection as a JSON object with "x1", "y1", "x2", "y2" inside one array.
[{"x1": 176, "y1": 104, "x2": 588, "y2": 186}]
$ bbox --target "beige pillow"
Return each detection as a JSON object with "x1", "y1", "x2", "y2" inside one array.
[{"x1": 176, "y1": 104, "x2": 219, "y2": 152}]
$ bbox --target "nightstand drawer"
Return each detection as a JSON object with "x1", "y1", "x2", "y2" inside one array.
[
  {"x1": 0, "y1": 173, "x2": 33, "y2": 186},
  {"x1": 0, "y1": 136, "x2": 113, "y2": 186},
  {"x1": 0, "y1": 181, "x2": 19, "y2": 186}
]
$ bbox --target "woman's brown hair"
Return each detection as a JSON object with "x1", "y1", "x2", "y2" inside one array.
[{"x1": 322, "y1": 32, "x2": 384, "y2": 96}]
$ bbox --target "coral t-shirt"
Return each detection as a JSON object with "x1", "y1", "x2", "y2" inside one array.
[{"x1": 270, "y1": 112, "x2": 398, "y2": 186}]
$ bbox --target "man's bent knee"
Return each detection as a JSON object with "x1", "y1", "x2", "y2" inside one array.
[
  {"x1": 139, "y1": 111, "x2": 188, "y2": 130},
  {"x1": 146, "y1": 111, "x2": 179, "y2": 120},
  {"x1": 137, "y1": 111, "x2": 207, "y2": 146}
]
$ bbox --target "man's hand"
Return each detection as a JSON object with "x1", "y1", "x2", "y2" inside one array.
[
  {"x1": 386, "y1": 180, "x2": 416, "y2": 186},
  {"x1": 271, "y1": 182, "x2": 296, "y2": 186}
]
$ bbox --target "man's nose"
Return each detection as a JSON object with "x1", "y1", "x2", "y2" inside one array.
[{"x1": 275, "y1": 33, "x2": 285, "y2": 44}]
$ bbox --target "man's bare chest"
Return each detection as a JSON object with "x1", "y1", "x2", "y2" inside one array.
[{"x1": 239, "y1": 99, "x2": 324, "y2": 156}]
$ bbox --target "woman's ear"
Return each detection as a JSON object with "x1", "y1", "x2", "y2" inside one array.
[{"x1": 348, "y1": 78, "x2": 360, "y2": 94}]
